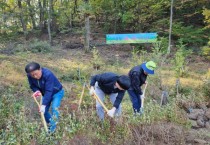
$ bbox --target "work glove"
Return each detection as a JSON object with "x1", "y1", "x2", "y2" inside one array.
[
  {"x1": 32, "y1": 91, "x2": 42, "y2": 98},
  {"x1": 39, "y1": 105, "x2": 46, "y2": 113},
  {"x1": 107, "y1": 107, "x2": 116, "y2": 118},
  {"x1": 89, "y1": 86, "x2": 95, "y2": 96}
]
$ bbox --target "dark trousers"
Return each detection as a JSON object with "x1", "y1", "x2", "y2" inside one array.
[{"x1": 127, "y1": 90, "x2": 141, "y2": 113}]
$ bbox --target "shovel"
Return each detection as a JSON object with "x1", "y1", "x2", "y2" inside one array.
[
  {"x1": 33, "y1": 95, "x2": 48, "y2": 133},
  {"x1": 86, "y1": 85, "x2": 109, "y2": 113},
  {"x1": 140, "y1": 83, "x2": 148, "y2": 114}
]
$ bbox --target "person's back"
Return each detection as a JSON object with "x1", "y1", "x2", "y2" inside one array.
[{"x1": 90, "y1": 72, "x2": 131, "y2": 120}]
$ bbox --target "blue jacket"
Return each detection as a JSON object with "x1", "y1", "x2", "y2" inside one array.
[
  {"x1": 27, "y1": 68, "x2": 62, "y2": 106},
  {"x1": 90, "y1": 72, "x2": 125, "y2": 109},
  {"x1": 128, "y1": 64, "x2": 147, "y2": 95}
]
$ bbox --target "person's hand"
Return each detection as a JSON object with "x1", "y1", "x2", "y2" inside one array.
[
  {"x1": 89, "y1": 86, "x2": 95, "y2": 96},
  {"x1": 107, "y1": 107, "x2": 116, "y2": 118},
  {"x1": 39, "y1": 105, "x2": 46, "y2": 113},
  {"x1": 32, "y1": 91, "x2": 42, "y2": 98}
]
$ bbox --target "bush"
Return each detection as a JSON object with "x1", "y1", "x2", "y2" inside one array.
[
  {"x1": 91, "y1": 48, "x2": 104, "y2": 70},
  {"x1": 15, "y1": 39, "x2": 51, "y2": 53},
  {"x1": 29, "y1": 39, "x2": 51, "y2": 53},
  {"x1": 202, "y1": 40, "x2": 210, "y2": 60},
  {"x1": 172, "y1": 39, "x2": 192, "y2": 78},
  {"x1": 202, "y1": 69, "x2": 210, "y2": 98}
]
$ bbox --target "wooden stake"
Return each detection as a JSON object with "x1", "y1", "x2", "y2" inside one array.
[{"x1": 78, "y1": 83, "x2": 86, "y2": 110}]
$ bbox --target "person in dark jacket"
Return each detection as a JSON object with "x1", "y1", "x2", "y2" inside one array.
[
  {"x1": 89, "y1": 72, "x2": 131, "y2": 120},
  {"x1": 128, "y1": 61, "x2": 156, "y2": 114},
  {"x1": 25, "y1": 62, "x2": 64, "y2": 133}
]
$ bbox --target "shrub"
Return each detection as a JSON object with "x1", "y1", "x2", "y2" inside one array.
[
  {"x1": 15, "y1": 39, "x2": 51, "y2": 53},
  {"x1": 202, "y1": 69, "x2": 210, "y2": 98},
  {"x1": 29, "y1": 39, "x2": 51, "y2": 53},
  {"x1": 91, "y1": 48, "x2": 104, "y2": 70},
  {"x1": 173, "y1": 39, "x2": 192, "y2": 78},
  {"x1": 202, "y1": 40, "x2": 210, "y2": 60}
]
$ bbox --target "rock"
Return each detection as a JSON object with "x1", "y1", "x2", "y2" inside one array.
[
  {"x1": 197, "y1": 115, "x2": 205, "y2": 127},
  {"x1": 189, "y1": 120, "x2": 199, "y2": 128},
  {"x1": 194, "y1": 139, "x2": 207, "y2": 144},
  {"x1": 179, "y1": 100, "x2": 196, "y2": 113},
  {"x1": 204, "y1": 108, "x2": 210, "y2": 119},
  {"x1": 197, "y1": 103, "x2": 207, "y2": 111},
  {"x1": 188, "y1": 109, "x2": 204, "y2": 120},
  {"x1": 188, "y1": 113, "x2": 199, "y2": 120},
  {"x1": 205, "y1": 121, "x2": 210, "y2": 129}
]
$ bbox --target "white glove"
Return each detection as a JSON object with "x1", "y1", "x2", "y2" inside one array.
[
  {"x1": 107, "y1": 107, "x2": 116, "y2": 118},
  {"x1": 140, "y1": 94, "x2": 144, "y2": 99},
  {"x1": 89, "y1": 86, "x2": 95, "y2": 96},
  {"x1": 39, "y1": 105, "x2": 46, "y2": 113}
]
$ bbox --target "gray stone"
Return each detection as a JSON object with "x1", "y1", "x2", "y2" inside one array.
[
  {"x1": 189, "y1": 120, "x2": 199, "y2": 128},
  {"x1": 204, "y1": 108, "x2": 210, "y2": 119},
  {"x1": 205, "y1": 121, "x2": 210, "y2": 129},
  {"x1": 188, "y1": 109, "x2": 204, "y2": 120},
  {"x1": 194, "y1": 139, "x2": 207, "y2": 144},
  {"x1": 197, "y1": 115, "x2": 205, "y2": 127}
]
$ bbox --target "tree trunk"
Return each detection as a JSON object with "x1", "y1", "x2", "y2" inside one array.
[
  {"x1": 114, "y1": 1, "x2": 117, "y2": 33},
  {"x1": 17, "y1": 0, "x2": 28, "y2": 40},
  {"x1": 26, "y1": 0, "x2": 36, "y2": 29},
  {"x1": 47, "y1": 0, "x2": 52, "y2": 45},
  {"x1": 168, "y1": 0, "x2": 174, "y2": 54},
  {"x1": 84, "y1": 14, "x2": 90, "y2": 52},
  {"x1": 38, "y1": 0, "x2": 44, "y2": 31},
  {"x1": 51, "y1": 0, "x2": 57, "y2": 32}
]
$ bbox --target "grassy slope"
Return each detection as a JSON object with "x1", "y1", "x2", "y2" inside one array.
[{"x1": 0, "y1": 44, "x2": 210, "y2": 144}]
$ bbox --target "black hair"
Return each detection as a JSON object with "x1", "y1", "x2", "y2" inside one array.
[
  {"x1": 25, "y1": 62, "x2": 41, "y2": 73},
  {"x1": 117, "y1": 75, "x2": 131, "y2": 90}
]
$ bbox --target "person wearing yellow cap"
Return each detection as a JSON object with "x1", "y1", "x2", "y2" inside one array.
[{"x1": 128, "y1": 61, "x2": 156, "y2": 114}]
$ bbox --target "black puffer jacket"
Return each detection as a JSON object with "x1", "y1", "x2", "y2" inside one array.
[
  {"x1": 90, "y1": 72, "x2": 125, "y2": 109},
  {"x1": 128, "y1": 64, "x2": 147, "y2": 95}
]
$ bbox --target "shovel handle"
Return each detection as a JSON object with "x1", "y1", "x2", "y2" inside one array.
[
  {"x1": 141, "y1": 83, "x2": 148, "y2": 108},
  {"x1": 87, "y1": 85, "x2": 109, "y2": 113},
  {"x1": 32, "y1": 96, "x2": 48, "y2": 133}
]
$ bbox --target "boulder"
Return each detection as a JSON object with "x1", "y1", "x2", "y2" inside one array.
[
  {"x1": 197, "y1": 115, "x2": 205, "y2": 127},
  {"x1": 189, "y1": 120, "x2": 199, "y2": 129},
  {"x1": 205, "y1": 121, "x2": 210, "y2": 129},
  {"x1": 204, "y1": 108, "x2": 210, "y2": 119},
  {"x1": 194, "y1": 139, "x2": 207, "y2": 144},
  {"x1": 188, "y1": 109, "x2": 204, "y2": 120}
]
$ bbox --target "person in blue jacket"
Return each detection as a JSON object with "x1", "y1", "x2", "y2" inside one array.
[
  {"x1": 89, "y1": 72, "x2": 131, "y2": 120},
  {"x1": 25, "y1": 62, "x2": 64, "y2": 133},
  {"x1": 128, "y1": 61, "x2": 156, "y2": 114}
]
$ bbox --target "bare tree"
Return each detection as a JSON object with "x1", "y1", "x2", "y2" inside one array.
[
  {"x1": 84, "y1": 0, "x2": 90, "y2": 52},
  {"x1": 47, "y1": 0, "x2": 52, "y2": 45}
]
